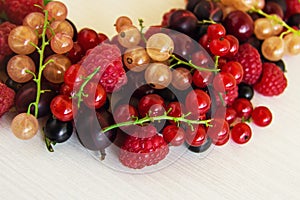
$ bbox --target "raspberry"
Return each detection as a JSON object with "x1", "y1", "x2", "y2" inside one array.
[
  {"x1": 119, "y1": 125, "x2": 169, "y2": 169},
  {"x1": 230, "y1": 43, "x2": 262, "y2": 85},
  {"x1": 3, "y1": 0, "x2": 44, "y2": 25},
  {"x1": 80, "y1": 43, "x2": 127, "y2": 93},
  {"x1": 225, "y1": 86, "x2": 238, "y2": 106},
  {"x1": 286, "y1": 0, "x2": 300, "y2": 19},
  {"x1": 0, "y1": 21, "x2": 17, "y2": 63},
  {"x1": 254, "y1": 62, "x2": 287, "y2": 96},
  {"x1": 0, "y1": 82, "x2": 16, "y2": 117}
]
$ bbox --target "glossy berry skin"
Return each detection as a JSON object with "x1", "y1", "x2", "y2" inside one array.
[
  {"x1": 77, "y1": 28, "x2": 100, "y2": 52},
  {"x1": 209, "y1": 38, "x2": 230, "y2": 57},
  {"x1": 185, "y1": 125, "x2": 207, "y2": 147},
  {"x1": 223, "y1": 35, "x2": 239, "y2": 58},
  {"x1": 44, "y1": 116, "x2": 73, "y2": 143},
  {"x1": 192, "y1": 70, "x2": 213, "y2": 88},
  {"x1": 207, "y1": 119, "x2": 230, "y2": 144},
  {"x1": 82, "y1": 82, "x2": 107, "y2": 109},
  {"x1": 67, "y1": 42, "x2": 84, "y2": 64},
  {"x1": 251, "y1": 106, "x2": 272, "y2": 127},
  {"x1": 213, "y1": 72, "x2": 236, "y2": 92},
  {"x1": 238, "y1": 83, "x2": 254, "y2": 100},
  {"x1": 185, "y1": 89, "x2": 211, "y2": 116},
  {"x1": 168, "y1": 9, "x2": 198, "y2": 35},
  {"x1": 113, "y1": 104, "x2": 138, "y2": 124},
  {"x1": 138, "y1": 94, "x2": 166, "y2": 117},
  {"x1": 225, "y1": 107, "x2": 237, "y2": 125},
  {"x1": 232, "y1": 98, "x2": 253, "y2": 120},
  {"x1": 166, "y1": 101, "x2": 184, "y2": 124},
  {"x1": 162, "y1": 125, "x2": 185, "y2": 146},
  {"x1": 207, "y1": 23, "x2": 226, "y2": 40},
  {"x1": 231, "y1": 122, "x2": 252, "y2": 144},
  {"x1": 50, "y1": 94, "x2": 74, "y2": 122},
  {"x1": 64, "y1": 64, "x2": 87, "y2": 89},
  {"x1": 221, "y1": 61, "x2": 244, "y2": 84}
]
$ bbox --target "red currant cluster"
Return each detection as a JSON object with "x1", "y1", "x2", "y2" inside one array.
[{"x1": 0, "y1": 0, "x2": 298, "y2": 170}]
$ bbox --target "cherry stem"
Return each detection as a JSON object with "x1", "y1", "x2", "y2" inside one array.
[
  {"x1": 169, "y1": 54, "x2": 220, "y2": 72},
  {"x1": 72, "y1": 66, "x2": 101, "y2": 108},
  {"x1": 102, "y1": 111, "x2": 212, "y2": 133},
  {"x1": 250, "y1": 7, "x2": 300, "y2": 36},
  {"x1": 26, "y1": 8, "x2": 53, "y2": 118},
  {"x1": 198, "y1": 19, "x2": 216, "y2": 25}
]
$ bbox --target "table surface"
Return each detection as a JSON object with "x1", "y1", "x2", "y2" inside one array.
[{"x1": 1, "y1": 1, "x2": 300, "y2": 199}]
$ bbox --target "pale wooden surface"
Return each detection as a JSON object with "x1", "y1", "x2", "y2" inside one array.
[{"x1": 1, "y1": 0, "x2": 300, "y2": 199}]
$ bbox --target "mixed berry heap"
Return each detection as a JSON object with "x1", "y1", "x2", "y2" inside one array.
[{"x1": 0, "y1": 0, "x2": 299, "y2": 170}]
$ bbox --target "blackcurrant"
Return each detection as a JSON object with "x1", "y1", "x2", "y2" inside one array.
[{"x1": 238, "y1": 83, "x2": 254, "y2": 100}]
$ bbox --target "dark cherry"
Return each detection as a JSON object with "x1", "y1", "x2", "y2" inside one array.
[
  {"x1": 238, "y1": 83, "x2": 254, "y2": 100},
  {"x1": 287, "y1": 13, "x2": 300, "y2": 29},
  {"x1": 66, "y1": 42, "x2": 84, "y2": 64},
  {"x1": 168, "y1": 9, "x2": 198, "y2": 35},
  {"x1": 193, "y1": 0, "x2": 213, "y2": 20},
  {"x1": 267, "y1": 0, "x2": 286, "y2": 14},
  {"x1": 223, "y1": 10, "x2": 254, "y2": 42},
  {"x1": 263, "y1": 1, "x2": 284, "y2": 19},
  {"x1": 77, "y1": 28, "x2": 100, "y2": 52}
]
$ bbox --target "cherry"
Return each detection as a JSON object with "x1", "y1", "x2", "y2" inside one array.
[
  {"x1": 232, "y1": 98, "x2": 253, "y2": 120},
  {"x1": 209, "y1": 37, "x2": 230, "y2": 57},
  {"x1": 67, "y1": 42, "x2": 84, "y2": 64},
  {"x1": 50, "y1": 94, "x2": 74, "y2": 122},
  {"x1": 221, "y1": 61, "x2": 244, "y2": 84},
  {"x1": 168, "y1": 9, "x2": 198, "y2": 35},
  {"x1": 77, "y1": 28, "x2": 100, "y2": 52},
  {"x1": 207, "y1": 23, "x2": 226, "y2": 40},
  {"x1": 223, "y1": 35, "x2": 239, "y2": 58},
  {"x1": 83, "y1": 82, "x2": 107, "y2": 109},
  {"x1": 185, "y1": 89, "x2": 211, "y2": 116},
  {"x1": 138, "y1": 94, "x2": 166, "y2": 117},
  {"x1": 162, "y1": 125, "x2": 185, "y2": 146},
  {"x1": 231, "y1": 122, "x2": 252, "y2": 144},
  {"x1": 225, "y1": 107, "x2": 237, "y2": 125},
  {"x1": 98, "y1": 32, "x2": 109, "y2": 43},
  {"x1": 185, "y1": 125, "x2": 207, "y2": 147},
  {"x1": 251, "y1": 106, "x2": 273, "y2": 127}
]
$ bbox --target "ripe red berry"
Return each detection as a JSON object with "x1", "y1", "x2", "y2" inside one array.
[
  {"x1": 209, "y1": 37, "x2": 231, "y2": 57},
  {"x1": 50, "y1": 94, "x2": 74, "y2": 122},
  {"x1": 185, "y1": 125, "x2": 207, "y2": 147},
  {"x1": 251, "y1": 106, "x2": 272, "y2": 127},
  {"x1": 162, "y1": 125, "x2": 185, "y2": 146},
  {"x1": 221, "y1": 61, "x2": 244, "y2": 84},
  {"x1": 77, "y1": 28, "x2": 100, "y2": 52},
  {"x1": 223, "y1": 34, "x2": 239, "y2": 58},
  {"x1": 231, "y1": 122, "x2": 252, "y2": 144},
  {"x1": 225, "y1": 107, "x2": 237, "y2": 125},
  {"x1": 232, "y1": 98, "x2": 253, "y2": 120},
  {"x1": 192, "y1": 70, "x2": 213, "y2": 88},
  {"x1": 185, "y1": 89, "x2": 211, "y2": 116},
  {"x1": 207, "y1": 23, "x2": 226, "y2": 40},
  {"x1": 138, "y1": 94, "x2": 166, "y2": 117},
  {"x1": 213, "y1": 71, "x2": 237, "y2": 92},
  {"x1": 207, "y1": 119, "x2": 230, "y2": 144}
]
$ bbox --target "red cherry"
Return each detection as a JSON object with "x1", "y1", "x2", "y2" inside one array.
[
  {"x1": 231, "y1": 122, "x2": 252, "y2": 144},
  {"x1": 221, "y1": 61, "x2": 244, "y2": 84},
  {"x1": 232, "y1": 98, "x2": 253, "y2": 120},
  {"x1": 98, "y1": 33, "x2": 109, "y2": 43},
  {"x1": 50, "y1": 94, "x2": 74, "y2": 122},
  {"x1": 225, "y1": 107, "x2": 237, "y2": 125},
  {"x1": 192, "y1": 70, "x2": 214, "y2": 88},
  {"x1": 185, "y1": 89, "x2": 211, "y2": 116},
  {"x1": 251, "y1": 106, "x2": 272, "y2": 127},
  {"x1": 77, "y1": 28, "x2": 100, "y2": 52},
  {"x1": 223, "y1": 35, "x2": 239, "y2": 58},
  {"x1": 209, "y1": 37, "x2": 230, "y2": 57},
  {"x1": 207, "y1": 23, "x2": 226, "y2": 40},
  {"x1": 185, "y1": 125, "x2": 207, "y2": 147},
  {"x1": 83, "y1": 82, "x2": 107, "y2": 109},
  {"x1": 67, "y1": 42, "x2": 84, "y2": 64},
  {"x1": 138, "y1": 94, "x2": 166, "y2": 117},
  {"x1": 162, "y1": 125, "x2": 185, "y2": 146}
]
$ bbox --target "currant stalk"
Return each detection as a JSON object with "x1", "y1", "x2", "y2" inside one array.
[
  {"x1": 27, "y1": 7, "x2": 53, "y2": 118},
  {"x1": 169, "y1": 54, "x2": 220, "y2": 72},
  {"x1": 102, "y1": 111, "x2": 212, "y2": 133},
  {"x1": 72, "y1": 66, "x2": 101, "y2": 108}
]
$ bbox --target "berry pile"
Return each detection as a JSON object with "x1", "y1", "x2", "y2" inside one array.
[{"x1": 0, "y1": 0, "x2": 298, "y2": 170}]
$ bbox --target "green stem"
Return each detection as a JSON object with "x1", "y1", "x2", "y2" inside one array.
[
  {"x1": 72, "y1": 66, "x2": 101, "y2": 108},
  {"x1": 250, "y1": 8, "x2": 300, "y2": 36},
  {"x1": 102, "y1": 112, "x2": 212, "y2": 133},
  {"x1": 169, "y1": 54, "x2": 220, "y2": 72},
  {"x1": 138, "y1": 18, "x2": 147, "y2": 44}
]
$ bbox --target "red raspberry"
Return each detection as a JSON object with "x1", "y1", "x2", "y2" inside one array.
[
  {"x1": 215, "y1": 86, "x2": 238, "y2": 106},
  {"x1": 254, "y1": 62, "x2": 287, "y2": 96},
  {"x1": 80, "y1": 43, "x2": 127, "y2": 93},
  {"x1": 0, "y1": 22, "x2": 17, "y2": 63},
  {"x1": 230, "y1": 43, "x2": 262, "y2": 85},
  {"x1": 0, "y1": 82, "x2": 16, "y2": 117},
  {"x1": 119, "y1": 125, "x2": 169, "y2": 169},
  {"x1": 3, "y1": 0, "x2": 44, "y2": 25}
]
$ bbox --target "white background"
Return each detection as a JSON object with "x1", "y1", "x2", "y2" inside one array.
[{"x1": 1, "y1": 0, "x2": 300, "y2": 199}]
